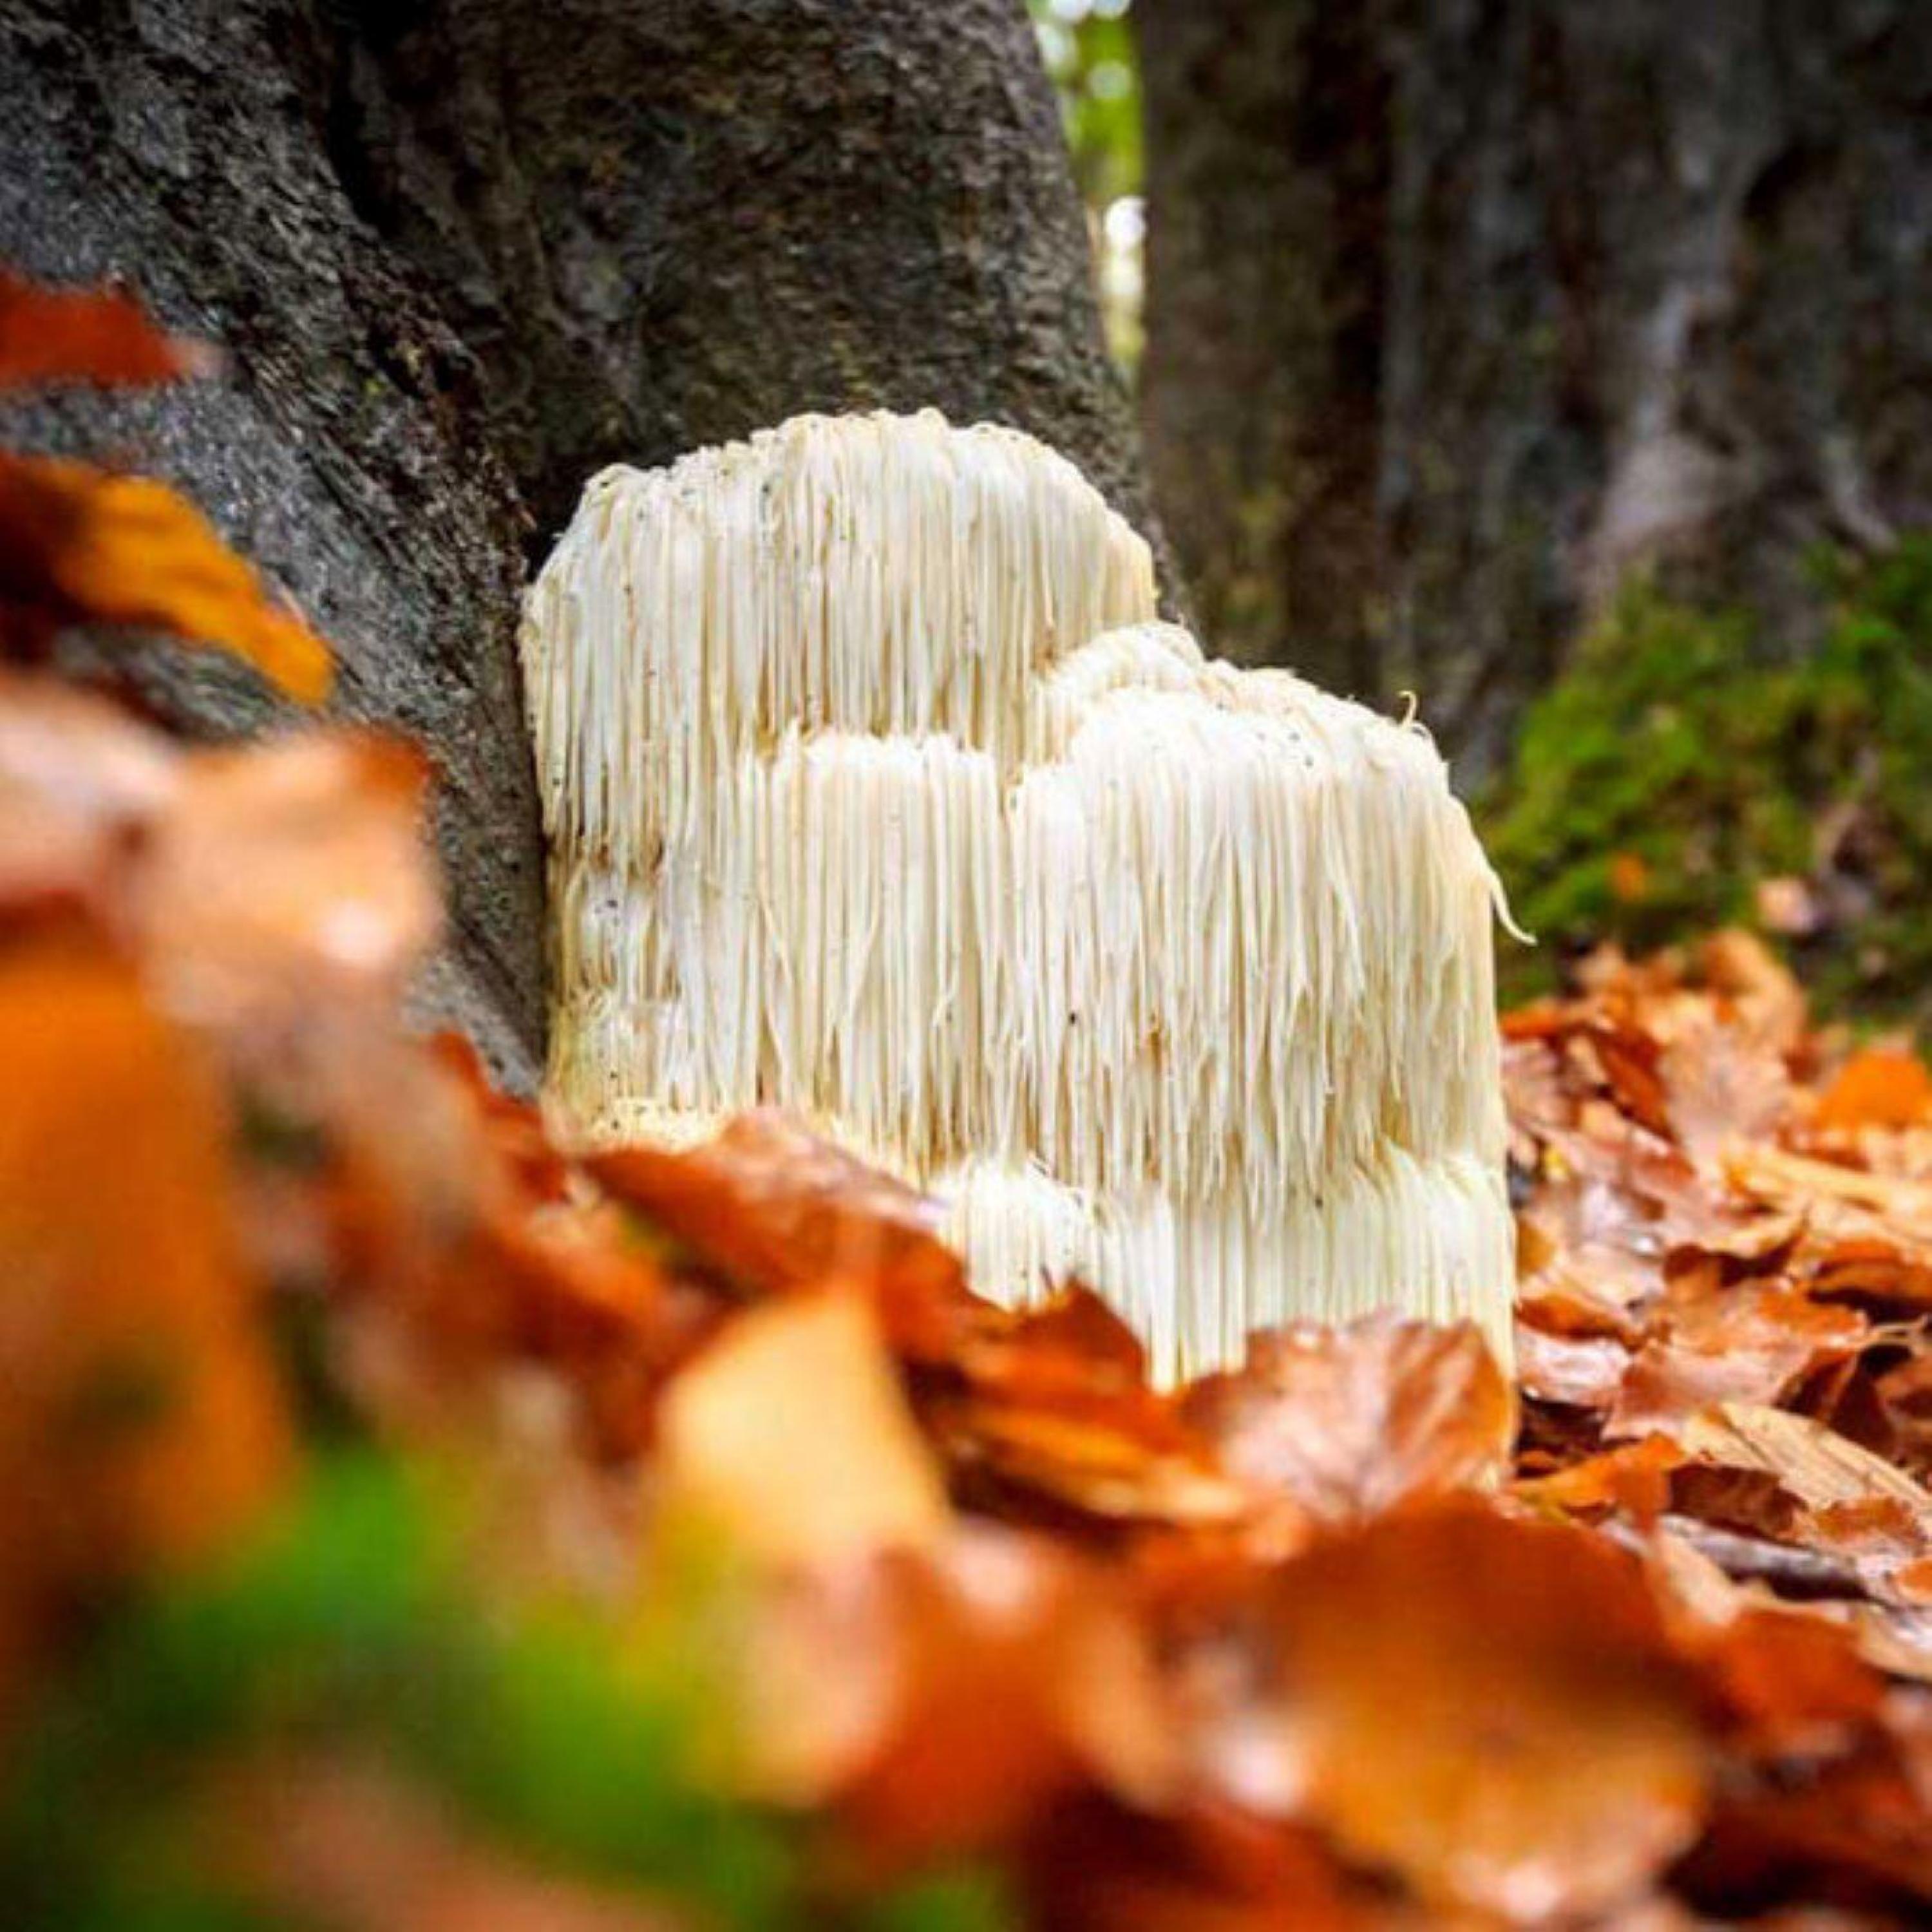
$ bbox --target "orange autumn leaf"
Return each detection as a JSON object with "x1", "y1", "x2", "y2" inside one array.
[
  {"x1": 1182, "y1": 1316, "x2": 1513, "y2": 1524},
  {"x1": 0, "y1": 452, "x2": 333, "y2": 703},
  {"x1": 1514, "y1": 1435, "x2": 1687, "y2": 1520},
  {"x1": 1609, "y1": 850, "x2": 1651, "y2": 904},
  {"x1": 1608, "y1": 1285, "x2": 1868, "y2": 1437},
  {"x1": 1678, "y1": 1403, "x2": 1932, "y2": 1530},
  {"x1": 1815, "y1": 1048, "x2": 1932, "y2": 1134},
  {"x1": 1252, "y1": 1502, "x2": 1709, "y2": 1919},
  {"x1": 0, "y1": 945, "x2": 290, "y2": 1635},
  {"x1": 0, "y1": 267, "x2": 215, "y2": 389},
  {"x1": 934, "y1": 1288, "x2": 1254, "y2": 1533}
]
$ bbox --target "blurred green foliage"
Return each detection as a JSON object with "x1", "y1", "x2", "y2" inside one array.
[
  {"x1": 1, "y1": 1455, "x2": 1012, "y2": 1932},
  {"x1": 1030, "y1": 0, "x2": 1140, "y2": 211},
  {"x1": 1481, "y1": 538, "x2": 1932, "y2": 1025},
  {"x1": 1030, "y1": 0, "x2": 1142, "y2": 368}
]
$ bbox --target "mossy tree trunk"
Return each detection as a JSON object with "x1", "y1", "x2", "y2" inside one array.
[
  {"x1": 1138, "y1": 0, "x2": 1932, "y2": 769},
  {"x1": 0, "y1": 0, "x2": 1150, "y2": 1083}
]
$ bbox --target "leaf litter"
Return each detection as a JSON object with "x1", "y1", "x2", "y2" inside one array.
[{"x1": 8, "y1": 270, "x2": 1932, "y2": 1928}]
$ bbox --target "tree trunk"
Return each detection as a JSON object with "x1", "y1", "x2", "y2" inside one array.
[
  {"x1": 0, "y1": 0, "x2": 1151, "y2": 1083},
  {"x1": 1138, "y1": 0, "x2": 1932, "y2": 769},
  {"x1": 328, "y1": 0, "x2": 1160, "y2": 558}
]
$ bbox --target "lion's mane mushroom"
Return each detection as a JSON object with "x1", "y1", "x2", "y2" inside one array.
[{"x1": 522, "y1": 410, "x2": 1514, "y2": 1380}]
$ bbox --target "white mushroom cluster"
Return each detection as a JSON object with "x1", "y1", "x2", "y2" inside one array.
[{"x1": 522, "y1": 409, "x2": 1514, "y2": 1380}]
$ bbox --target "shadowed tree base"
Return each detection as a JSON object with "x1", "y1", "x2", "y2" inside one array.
[{"x1": 0, "y1": 0, "x2": 1157, "y2": 1082}]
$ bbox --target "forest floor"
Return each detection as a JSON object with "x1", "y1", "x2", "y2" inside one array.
[{"x1": 10, "y1": 273, "x2": 1932, "y2": 1932}]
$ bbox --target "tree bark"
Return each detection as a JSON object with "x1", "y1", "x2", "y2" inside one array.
[
  {"x1": 328, "y1": 0, "x2": 1160, "y2": 558},
  {"x1": 0, "y1": 0, "x2": 1151, "y2": 1083},
  {"x1": 1139, "y1": 0, "x2": 1932, "y2": 769}
]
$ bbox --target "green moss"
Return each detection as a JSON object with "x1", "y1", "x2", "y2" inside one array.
[{"x1": 1479, "y1": 538, "x2": 1932, "y2": 1023}]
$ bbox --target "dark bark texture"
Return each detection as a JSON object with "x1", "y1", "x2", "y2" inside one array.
[
  {"x1": 1139, "y1": 0, "x2": 1932, "y2": 770},
  {"x1": 0, "y1": 0, "x2": 1151, "y2": 1083},
  {"x1": 328, "y1": 0, "x2": 1161, "y2": 560}
]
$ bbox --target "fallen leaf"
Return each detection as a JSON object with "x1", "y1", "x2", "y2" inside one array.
[
  {"x1": 1816, "y1": 1051, "x2": 1932, "y2": 1135},
  {"x1": 657, "y1": 1289, "x2": 948, "y2": 1569},
  {"x1": 1697, "y1": 931, "x2": 1807, "y2": 1056},
  {"x1": 1181, "y1": 1317, "x2": 1513, "y2": 1524},
  {"x1": 1678, "y1": 1404, "x2": 1932, "y2": 1528},
  {"x1": 1659, "y1": 1015, "x2": 1794, "y2": 1165},
  {"x1": 1248, "y1": 1502, "x2": 1709, "y2": 1920},
  {"x1": 0, "y1": 268, "x2": 215, "y2": 389},
  {"x1": 745, "y1": 1529, "x2": 1175, "y2": 1859},
  {"x1": 1587, "y1": 1022, "x2": 1675, "y2": 1140},
  {"x1": 1808, "y1": 1238, "x2": 1932, "y2": 1320},
  {"x1": 143, "y1": 732, "x2": 439, "y2": 1023},
  {"x1": 934, "y1": 1287, "x2": 1254, "y2": 1533},
  {"x1": 591, "y1": 1113, "x2": 971, "y2": 1359},
  {"x1": 1515, "y1": 1436, "x2": 1686, "y2": 1520},
  {"x1": 1609, "y1": 1287, "x2": 1867, "y2": 1437},
  {"x1": 0, "y1": 943, "x2": 290, "y2": 1709},
  {"x1": 1021, "y1": 1798, "x2": 1367, "y2": 1932},
  {"x1": 0, "y1": 453, "x2": 332, "y2": 702},
  {"x1": 1513, "y1": 1320, "x2": 1631, "y2": 1410},
  {"x1": 0, "y1": 670, "x2": 180, "y2": 922}
]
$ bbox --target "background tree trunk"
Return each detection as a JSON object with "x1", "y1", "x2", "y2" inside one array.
[
  {"x1": 1138, "y1": 0, "x2": 1932, "y2": 770},
  {"x1": 0, "y1": 0, "x2": 1151, "y2": 1083}
]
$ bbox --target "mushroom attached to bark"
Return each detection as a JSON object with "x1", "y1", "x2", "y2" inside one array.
[{"x1": 522, "y1": 409, "x2": 1514, "y2": 1380}]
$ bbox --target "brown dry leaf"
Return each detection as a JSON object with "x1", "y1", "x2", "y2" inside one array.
[
  {"x1": 1181, "y1": 1317, "x2": 1513, "y2": 1524},
  {"x1": 0, "y1": 453, "x2": 332, "y2": 702},
  {"x1": 1730, "y1": 1143, "x2": 1932, "y2": 1249},
  {"x1": 1250, "y1": 1501, "x2": 1709, "y2": 1920},
  {"x1": 656, "y1": 1289, "x2": 948, "y2": 1569},
  {"x1": 1586, "y1": 1022, "x2": 1676, "y2": 1140},
  {"x1": 1808, "y1": 1238, "x2": 1932, "y2": 1320},
  {"x1": 839, "y1": 1534, "x2": 1177, "y2": 1862},
  {"x1": 1660, "y1": 1014, "x2": 1794, "y2": 1166},
  {"x1": 1698, "y1": 930, "x2": 1808, "y2": 1056},
  {"x1": 1609, "y1": 1285, "x2": 1868, "y2": 1437},
  {"x1": 462, "y1": 1197, "x2": 674, "y2": 1463},
  {"x1": 430, "y1": 1032, "x2": 573, "y2": 1205},
  {"x1": 0, "y1": 268, "x2": 214, "y2": 388},
  {"x1": 1678, "y1": 1404, "x2": 1932, "y2": 1529},
  {"x1": 1022, "y1": 1799, "x2": 1370, "y2": 1932},
  {"x1": 933, "y1": 1288, "x2": 1254, "y2": 1533},
  {"x1": 1645, "y1": 1533, "x2": 1889, "y2": 1754},
  {"x1": 1693, "y1": 1748, "x2": 1932, "y2": 1908},
  {"x1": 931, "y1": 1400, "x2": 1255, "y2": 1534},
  {"x1": 591, "y1": 1113, "x2": 972, "y2": 1357}
]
